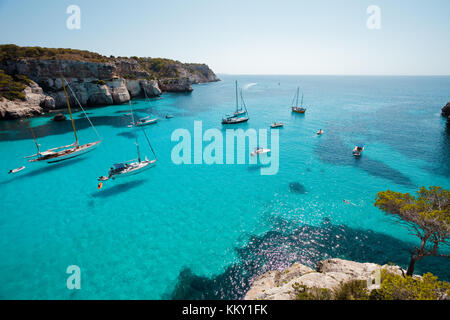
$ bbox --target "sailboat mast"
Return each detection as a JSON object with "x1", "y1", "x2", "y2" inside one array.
[
  {"x1": 29, "y1": 126, "x2": 40, "y2": 154},
  {"x1": 235, "y1": 81, "x2": 239, "y2": 112},
  {"x1": 301, "y1": 93, "x2": 304, "y2": 107},
  {"x1": 129, "y1": 101, "x2": 141, "y2": 162},
  {"x1": 62, "y1": 79, "x2": 78, "y2": 145},
  {"x1": 296, "y1": 87, "x2": 299, "y2": 107}
]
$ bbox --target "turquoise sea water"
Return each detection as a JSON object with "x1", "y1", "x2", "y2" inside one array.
[{"x1": 0, "y1": 75, "x2": 449, "y2": 299}]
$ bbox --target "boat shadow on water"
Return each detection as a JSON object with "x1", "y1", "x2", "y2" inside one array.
[
  {"x1": 91, "y1": 179, "x2": 147, "y2": 198},
  {"x1": 1, "y1": 157, "x2": 89, "y2": 185}
]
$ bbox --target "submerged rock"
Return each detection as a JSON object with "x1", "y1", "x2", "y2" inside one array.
[
  {"x1": 52, "y1": 113, "x2": 66, "y2": 121},
  {"x1": 289, "y1": 182, "x2": 307, "y2": 194}
]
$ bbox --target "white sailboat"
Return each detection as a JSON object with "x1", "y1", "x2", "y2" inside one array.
[
  {"x1": 98, "y1": 102, "x2": 157, "y2": 183},
  {"x1": 25, "y1": 78, "x2": 101, "y2": 164},
  {"x1": 222, "y1": 81, "x2": 249, "y2": 124},
  {"x1": 136, "y1": 85, "x2": 158, "y2": 127}
]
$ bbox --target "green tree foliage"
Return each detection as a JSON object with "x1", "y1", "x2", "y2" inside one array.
[
  {"x1": 0, "y1": 44, "x2": 108, "y2": 62},
  {"x1": 371, "y1": 270, "x2": 450, "y2": 300},
  {"x1": 0, "y1": 69, "x2": 31, "y2": 100},
  {"x1": 375, "y1": 186, "x2": 450, "y2": 275}
]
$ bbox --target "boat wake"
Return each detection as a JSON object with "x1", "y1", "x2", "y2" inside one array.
[{"x1": 243, "y1": 82, "x2": 257, "y2": 90}]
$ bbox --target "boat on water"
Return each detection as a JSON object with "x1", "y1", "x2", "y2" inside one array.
[
  {"x1": 317, "y1": 129, "x2": 324, "y2": 135},
  {"x1": 165, "y1": 114, "x2": 174, "y2": 119},
  {"x1": 251, "y1": 147, "x2": 271, "y2": 156},
  {"x1": 353, "y1": 145, "x2": 364, "y2": 157},
  {"x1": 98, "y1": 102, "x2": 157, "y2": 183},
  {"x1": 271, "y1": 122, "x2": 284, "y2": 128},
  {"x1": 8, "y1": 166, "x2": 26, "y2": 174},
  {"x1": 135, "y1": 88, "x2": 158, "y2": 127},
  {"x1": 136, "y1": 116, "x2": 158, "y2": 126},
  {"x1": 291, "y1": 87, "x2": 306, "y2": 114},
  {"x1": 25, "y1": 78, "x2": 101, "y2": 164},
  {"x1": 222, "y1": 81, "x2": 249, "y2": 124}
]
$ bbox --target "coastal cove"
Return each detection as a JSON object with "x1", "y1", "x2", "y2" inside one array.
[{"x1": 0, "y1": 75, "x2": 449, "y2": 299}]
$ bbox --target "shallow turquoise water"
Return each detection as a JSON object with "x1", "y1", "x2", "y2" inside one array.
[{"x1": 0, "y1": 75, "x2": 449, "y2": 299}]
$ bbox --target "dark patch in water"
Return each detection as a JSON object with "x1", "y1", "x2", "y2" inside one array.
[
  {"x1": 116, "y1": 131, "x2": 136, "y2": 139},
  {"x1": 167, "y1": 217, "x2": 450, "y2": 300},
  {"x1": 315, "y1": 131, "x2": 415, "y2": 188},
  {"x1": 289, "y1": 182, "x2": 307, "y2": 194},
  {"x1": 0, "y1": 157, "x2": 89, "y2": 185}
]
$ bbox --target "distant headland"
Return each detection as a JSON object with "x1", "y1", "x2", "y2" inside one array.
[{"x1": 0, "y1": 44, "x2": 219, "y2": 119}]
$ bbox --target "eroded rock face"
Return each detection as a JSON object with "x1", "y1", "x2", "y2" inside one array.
[
  {"x1": 0, "y1": 80, "x2": 55, "y2": 119},
  {"x1": 0, "y1": 55, "x2": 218, "y2": 118},
  {"x1": 244, "y1": 258, "x2": 407, "y2": 300},
  {"x1": 158, "y1": 78, "x2": 193, "y2": 92},
  {"x1": 442, "y1": 102, "x2": 450, "y2": 117}
]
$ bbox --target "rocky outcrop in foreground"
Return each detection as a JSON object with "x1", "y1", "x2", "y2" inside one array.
[
  {"x1": 244, "y1": 258, "x2": 407, "y2": 300},
  {"x1": 442, "y1": 102, "x2": 450, "y2": 118}
]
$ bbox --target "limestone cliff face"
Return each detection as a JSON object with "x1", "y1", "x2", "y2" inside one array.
[
  {"x1": 0, "y1": 80, "x2": 55, "y2": 119},
  {"x1": 244, "y1": 258, "x2": 408, "y2": 300},
  {"x1": 0, "y1": 46, "x2": 219, "y2": 119}
]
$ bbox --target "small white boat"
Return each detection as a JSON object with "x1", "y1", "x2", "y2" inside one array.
[
  {"x1": 251, "y1": 147, "x2": 271, "y2": 156},
  {"x1": 353, "y1": 146, "x2": 364, "y2": 157},
  {"x1": 317, "y1": 129, "x2": 324, "y2": 135},
  {"x1": 271, "y1": 122, "x2": 284, "y2": 128},
  {"x1": 136, "y1": 116, "x2": 158, "y2": 127},
  {"x1": 8, "y1": 166, "x2": 26, "y2": 174}
]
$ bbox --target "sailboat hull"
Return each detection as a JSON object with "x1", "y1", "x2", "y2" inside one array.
[
  {"x1": 222, "y1": 117, "x2": 249, "y2": 124},
  {"x1": 110, "y1": 159, "x2": 157, "y2": 179},
  {"x1": 292, "y1": 107, "x2": 306, "y2": 114},
  {"x1": 29, "y1": 140, "x2": 101, "y2": 164}
]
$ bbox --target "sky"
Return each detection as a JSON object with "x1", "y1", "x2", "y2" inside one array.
[{"x1": 0, "y1": 0, "x2": 449, "y2": 75}]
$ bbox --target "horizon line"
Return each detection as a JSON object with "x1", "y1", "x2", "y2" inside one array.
[{"x1": 216, "y1": 73, "x2": 450, "y2": 77}]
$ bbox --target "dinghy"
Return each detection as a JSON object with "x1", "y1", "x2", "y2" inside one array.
[
  {"x1": 271, "y1": 122, "x2": 284, "y2": 128},
  {"x1": 353, "y1": 145, "x2": 364, "y2": 157},
  {"x1": 8, "y1": 166, "x2": 26, "y2": 174},
  {"x1": 136, "y1": 116, "x2": 158, "y2": 127},
  {"x1": 251, "y1": 147, "x2": 271, "y2": 156}
]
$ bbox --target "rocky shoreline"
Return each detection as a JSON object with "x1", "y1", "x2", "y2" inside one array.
[
  {"x1": 442, "y1": 102, "x2": 450, "y2": 119},
  {"x1": 244, "y1": 258, "x2": 413, "y2": 300},
  {"x1": 0, "y1": 45, "x2": 219, "y2": 119}
]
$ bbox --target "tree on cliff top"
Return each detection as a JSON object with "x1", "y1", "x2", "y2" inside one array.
[{"x1": 375, "y1": 186, "x2": 450, "y2": 276}]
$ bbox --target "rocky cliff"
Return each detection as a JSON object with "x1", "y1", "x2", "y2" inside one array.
[
  {"x1": 244, "y1": 258, "x2": 412, "y2": 300},
  {"x1": 442, "y1": 102, "x2": 450, "y2": 118},
  {"x1": 0, "y1": 44, "x2": 219, "y2": 119}
]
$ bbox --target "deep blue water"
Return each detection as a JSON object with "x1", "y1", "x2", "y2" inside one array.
[{"x1": 0, "y1": 75, "x2": 449, "y2": 299}]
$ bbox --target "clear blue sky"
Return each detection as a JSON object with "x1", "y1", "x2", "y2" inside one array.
[{"x1": 0, "y1": 0, "x2": 449, "y2": 75}]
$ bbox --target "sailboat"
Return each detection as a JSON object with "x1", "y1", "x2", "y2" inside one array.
[
  {"x1": 222, "y1": 81, "x2": 249, "y2": 124},
  {"x1": 291, "y1": 87, "x2": 306, "y2": 114},
  {"x1": 25, "y1": 78, "x2": 101, "y2": 164},
  {"x1": 136, "y1": 86, "x2": 158, "y2": 127},
  {"x1": 98, "y1": 102, "x2": 157, "y2": 182}
]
